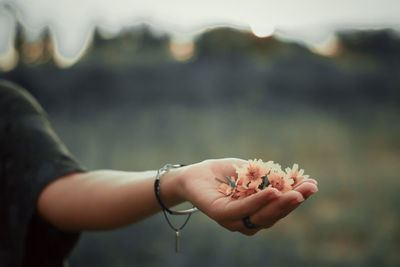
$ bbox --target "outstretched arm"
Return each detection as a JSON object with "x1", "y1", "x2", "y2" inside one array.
[
  {"x1": 37, "y1": 158, "x2": 318, "y2": 234},
  {"x1": 37, "y1": 167, "x2": 187, "y2": 231}
]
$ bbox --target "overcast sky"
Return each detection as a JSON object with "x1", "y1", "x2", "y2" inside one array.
[{"x1": 1, "y1": 0, "x2": 400, "y2": 60}]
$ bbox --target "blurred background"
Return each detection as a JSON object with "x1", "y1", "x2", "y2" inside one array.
[{"x1": 1, "y1": 0, "x2": 400, "y2": 266}]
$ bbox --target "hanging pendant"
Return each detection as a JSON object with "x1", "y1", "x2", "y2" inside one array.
[{"x1": 175, "y1": 231, "x2": 180, "y2": 253}]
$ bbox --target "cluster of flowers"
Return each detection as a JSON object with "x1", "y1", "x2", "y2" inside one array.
[{"x1": 217, "y1": 159, "x2": 309, "y2": 199}]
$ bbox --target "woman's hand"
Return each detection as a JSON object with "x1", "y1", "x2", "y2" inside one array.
[
  {"x1": 38, "y1": 157, "x2": 317, "y2": 232},
  {"x1": 179, "y1": 158, "x2": 318, "y2": 235}
]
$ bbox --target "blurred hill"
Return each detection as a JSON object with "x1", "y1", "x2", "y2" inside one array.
[{"x1": 1, "y1": 25, "x2": 399, "y2": 114}]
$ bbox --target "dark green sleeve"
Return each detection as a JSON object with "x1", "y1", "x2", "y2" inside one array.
[{"x1": 0, "y1": 80, "x2": 87, "y2": 267}]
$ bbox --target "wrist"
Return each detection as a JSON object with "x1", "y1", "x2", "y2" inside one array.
[{"x1": 158, "y1": 165, "x2": 188, "y2": 207}]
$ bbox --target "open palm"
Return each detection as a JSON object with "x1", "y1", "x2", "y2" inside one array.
[{"x1": 181, "y1": 158, "x2": 318, "y2": 235}]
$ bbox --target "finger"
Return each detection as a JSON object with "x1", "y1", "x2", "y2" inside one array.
[
  {"x1": 220, "y1": 189, "x2": 307, "y2": 231},
  {"x1": 218, "y1": 219, "x2": 260, "y2": 236},
  {"x1": 212, "y1": 158, "x2": 248, "y2": 177},
  {"x1": 222, "y1": 183, "x2": 318, "y2": 231},
  {"x1": 307, "y1": 178, "x2": 318, "y2": 185},
  {"x1": 249, "y1": 190, "x2": 304, "y2": 228},
  {"x1": 238, "y1": 228, "x2": 260, "y2": 236},
  {"x1": 293, "y1": 182, "x2": 318, "y2": 199},
  {"x1": 293, "y1": 178, "x2": 318, "y2": 188},
  {"x1": 218, "y1": 188, "x2": 280, "y2": 220}
]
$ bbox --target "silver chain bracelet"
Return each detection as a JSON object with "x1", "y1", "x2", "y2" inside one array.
[{"x1": 154, "y1": 163, "x2": 199, "y2": 252}]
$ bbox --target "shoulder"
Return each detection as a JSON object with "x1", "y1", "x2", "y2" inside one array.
[{"x1": 0, "y1": 79, "x2": 45, "y2": 118}]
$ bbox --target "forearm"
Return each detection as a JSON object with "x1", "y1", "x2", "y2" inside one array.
[
  {"x1": 37, "y1": 158, "x2": 319, "y2": 236},
  {"x1": 37, "y1": 167, "x2": 187, "y2": 232}
]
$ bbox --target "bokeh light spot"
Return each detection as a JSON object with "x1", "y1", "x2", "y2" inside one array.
[{"x1": 250, "y1": 23, "x2": 275, "y2": 38}]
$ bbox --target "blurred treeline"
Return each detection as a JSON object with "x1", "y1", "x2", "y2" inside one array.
[
  {"x1": 2, "y1": 25, "x2": 400, "y2": 113},
  {"x1": 1, "y1": 25, "x2": 400, "y2": 267}
]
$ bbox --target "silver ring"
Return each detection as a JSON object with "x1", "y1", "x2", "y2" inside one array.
[{"x1": 242, "y1": 216, "x2": 259, "y2": 229}]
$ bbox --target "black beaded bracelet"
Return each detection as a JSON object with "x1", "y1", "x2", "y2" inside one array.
[{"x1": 154, "y1": 163, "x2": 198, "y2": 215}]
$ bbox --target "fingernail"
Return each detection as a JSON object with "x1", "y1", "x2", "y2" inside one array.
[
  {"x1": 271, "y1": 189, "x2": 280, "y2": 197},
  {"x1": 296, "y1": 196, "x2": 304, "y2": 203},
  {"x1": 311, "y1": 187, "x2": 319, "y2": 193},
  {"x1": 307, "y1": 178, "x2": 318, "y2": 185}
]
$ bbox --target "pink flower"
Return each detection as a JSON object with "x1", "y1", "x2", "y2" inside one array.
[
  {"x1": 285, "y1": 164, "x2": 309, "y2": 187},
  {"x1": 218, "y1": 183, "x2": 233, "y2": 196},
  {"x1": 267, "y1": 169, "x2": 292, "y2": 193},
  {"x1": 231, "y1": 184, "x2": 258, "y2": 200},
  {"x1": 217, "y1": 176, "x2": 237, "y2": 196},
  {"x1": 235, "y1": 159, "x2": 273, "y2": 189},
  {"x1": 216, "y1": 159, "x2": 310, "y2": 199}
]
